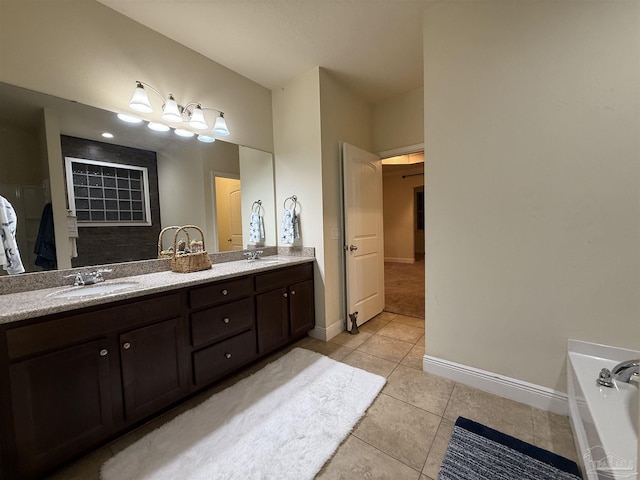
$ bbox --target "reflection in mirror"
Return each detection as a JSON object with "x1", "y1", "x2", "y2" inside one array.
[{"x1": 0, "y1": 82, "x2": 276, "y2": 274}]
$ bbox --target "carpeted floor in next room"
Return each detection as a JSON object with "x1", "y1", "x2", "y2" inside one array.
[
  {"x1": 50, "y1": 312, "x2": 577, "y2": 480},
  {"x1": 384, "y1": 258, "x2": 425, "y2": 319}
]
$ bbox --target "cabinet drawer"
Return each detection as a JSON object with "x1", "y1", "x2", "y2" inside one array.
[
  {"x1": 188, "y1": 277, "x2": 252, "y2": 309},
  {"x1": 6, "y1": 293, "x2": 182, "y2": 361},
  {"x1": 192, "y1": 330, "x2": 257, "y2": 386},
  {"x1": 254, "y1": 263, "x2": 313, "y2": 293},
  {"x1": 190, "y1": 298, "x2": 254, "y2": 347}
]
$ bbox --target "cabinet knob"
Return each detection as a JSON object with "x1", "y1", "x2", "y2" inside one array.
[
  {"x1": 223, "y1": 317, "x2": 230, "y2": 324},
  {"x1": 283, "y1": 292, "x2": 288, "y2": 298},
  {"x1": 221, "y1": 289, "x2": 228, "y2": 296},
  {"x1": 99, "y1": 349, "x2": 108, "y2": 357},
  {"x1": 123, "y1": 342, "x2": 131, "y2": 350},
  {"x1": 225, "y1": 353, "x2": 232, "y2": 359},
  {"x1": 291, "y1": 290, "x2": 296, "y2": 295}
]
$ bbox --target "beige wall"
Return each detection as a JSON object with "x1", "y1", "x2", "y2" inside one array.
[
  {"x1": 272, "y1": 67, "x2": 372, "y2": 339},
  {"x1": 0, "y1": 0, "x2": 273, "y2": 152},
  {"x1": 0, "y1": 122, "x2": 44, "y2": 186},
  {"x1": 272, "y1": 67, "x2": 326, "y2": 335},
  {"x1": 239, "y1": 147, "x2": 276, "y2": 248},
  {"x1": 382, "y1": 165, "x2": 424, "y2": 262},
  {"x1": 423, "y1": 1, "x2": 640, "y2": 391},
  {"x1": 319, "y1": 68, "x2": 372, "y2": 337},
  {"x1": 372, "y1": 87, "x2": 424, "y2": 154}
]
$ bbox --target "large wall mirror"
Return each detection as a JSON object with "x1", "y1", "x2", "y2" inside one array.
[{"x1": 0, "y1": 82, "x2": 276, "y2": 274}]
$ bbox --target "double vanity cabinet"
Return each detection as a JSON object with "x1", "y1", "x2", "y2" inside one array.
[{"x1": 0, "y1": 259, "x2": 314, "y2": 479}]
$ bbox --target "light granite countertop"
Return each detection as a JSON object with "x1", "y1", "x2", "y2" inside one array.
[{"x1": 0, "y1": 255, "x2": 314, "y2": 325}]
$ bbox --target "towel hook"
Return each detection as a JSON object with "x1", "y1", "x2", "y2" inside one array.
[
  {"x1": 283, "y1": 195, "x2": 298, "y2": 211},
  {"x1": 252, "y1": 200, "x2": 262, "y2": 213}
]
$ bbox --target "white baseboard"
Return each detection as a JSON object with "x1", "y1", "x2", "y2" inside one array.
[
  {"x1": 384, "y1": 257, "x2": 415, "y2": 264},
  {"x1": 309, "y1": 320, "x2": 344, "y2": 342},
  {"x1": 422, "y1": 354, "x2": 568, "y2": 415}
]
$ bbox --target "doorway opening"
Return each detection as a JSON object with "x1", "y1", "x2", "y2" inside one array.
[
  {"x1": 212, "y1": 174, "x2": 243, "y2": 252},
  {"x1": 381, "y1": 152, "x2": 425, "y2": 319}
]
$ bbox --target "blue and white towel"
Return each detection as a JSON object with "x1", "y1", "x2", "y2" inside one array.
[
  {"x1": 0, "y1": 195, "x2": 25, "y2": 274},
  {"x1": 280, "y1": 208, "x2": 300, "y2": 245},
  {"x1": 249, "y1": 211, "x2": 265, "y2": 243}
]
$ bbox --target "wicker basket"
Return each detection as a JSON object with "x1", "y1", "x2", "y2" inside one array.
[
  {"x1": 158, "y1": 226, "x2": 190, "y2": 259},
  {"x1": 170, "y1": 225, "x2": 212, "y2": 273}
]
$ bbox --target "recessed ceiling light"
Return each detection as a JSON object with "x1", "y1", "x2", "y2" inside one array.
[
  {"x1": 197, "y1": 135, "x2": 216, "y2": 143},
  {"x1": 117, "y1": 113, "x2": 143, "y2": 124},
  {"x1": 148, "y1": 122, "x2": 170, "y2": 132},
  {"x1": 174, "y1": 128, "x2": 194, "y2": 138},
  {"x1": 101, "y1": 132, "x2": 114, "y2": 138}
]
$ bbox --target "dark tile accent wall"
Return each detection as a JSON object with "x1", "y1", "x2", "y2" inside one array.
[{"x1": 60, "y1": 136, "x2": 161, "y2": 268}]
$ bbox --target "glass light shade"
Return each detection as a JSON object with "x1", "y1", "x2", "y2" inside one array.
[
  {"x1": 129, "y1": 84, "x2": 153, "y2": 113},
  {"x1": 117, "y1": 113, "x2": 143, "y2": 124},
  {"x1": 148, "y1": 122, "x2": 170, "y2": 132},
  {"x1": 188, "y1": 105, "x2": 208, "y2": 130},
  {"x1": 162, "y1": 95, "x2": 183, "y2": 122},
  {"x1": 101, "y1": 132, "x2": 114, "y2": 138},
  {"x1": 197, "y1": 135, "x2": 216, "y2": 143},
  {"x1": 212, "y1": 114, "x2": 230, "y2": 136},
  {"x1": 174, "y1": 128, "x2": 194, "y2": 138}
]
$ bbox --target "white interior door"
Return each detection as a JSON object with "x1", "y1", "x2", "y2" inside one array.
[
  {"x1": 343, "y1": 143, "x2": 384, "y2": 328},
  {"x1": 214, "y1": 176, "x2": 242, "y2": 252}
]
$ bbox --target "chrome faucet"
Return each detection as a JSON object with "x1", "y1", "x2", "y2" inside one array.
[
  {"x1": 611, "y1": 359, "x2": 640, "y2": 384},
  {"x1": 63, "y1": 268, "x2": 112, "y2": 286},
  {"x1": 244, "y1": 250, "x2": 264, "y2": 261}
]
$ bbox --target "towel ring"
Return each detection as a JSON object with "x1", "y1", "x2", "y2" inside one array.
[
  {"x1": 283, "y1": 195, "x2": 298, "y2": 211},
  {"x1": 252, "y1": 200, "x2": 263, "y2": 213}
]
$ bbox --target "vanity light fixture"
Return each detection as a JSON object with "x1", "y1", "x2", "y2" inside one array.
[{"x1": 128, "y1": 81, "x2": 230, "y2": 136}]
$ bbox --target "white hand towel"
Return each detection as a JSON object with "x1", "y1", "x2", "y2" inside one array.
[
  {"x1": 0, "y1": 195, "x2": 25, "y2": 274},
  {"x1": 249, "y1": 212, "x2": 265, "y2": 243},
  {"x1": 280, "y1": 208, "x2": 300, "y2": 245}
]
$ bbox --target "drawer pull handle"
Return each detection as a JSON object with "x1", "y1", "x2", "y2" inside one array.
[
  {"x1": 283, "y1": 292, "x2": 288, "y2": 298},
  {"x1": 223, "y1": 317, "x2": 230, "y2": 324},
  {"x1": 291, "y1": 290, "x2": 296, "y2": 295},
  {"x1": 99, "y1": 349, "x2": 108, "y2": 357},
  {"x1": 225, "y1": 353, "x2": 232, "y2": 359},
  {"x1": 123, "y1": 342, "x2": 131, "y2": 350},
  {"x1": 221, "y1": 289, "x2": 228, "y2": 296}
]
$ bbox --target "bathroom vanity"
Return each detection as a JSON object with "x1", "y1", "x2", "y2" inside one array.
[{"x1": 0, "y1": 256, "x2": 315, "y2": 479}]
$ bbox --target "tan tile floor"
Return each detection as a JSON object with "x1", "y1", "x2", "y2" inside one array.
[{"x1": 48, "y1": 312, "x2": 577, "y2": 480}]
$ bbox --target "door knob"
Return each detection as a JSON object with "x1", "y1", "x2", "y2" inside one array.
[
  {"x1": 225, "y1": 353, "x2": 232, "y2": 359},
  {"x1": 123, "y1": 342, "x2": 131, "y2": 350},
  {"x1": 349, "y1": 245, "x2": 358, "y2": 251},
  {"x1": 99, "y1": 349, "x2": 108, "y2": 357},
  {"x1": 223, "y1": 317, "x2": 230, "y2": 324}
]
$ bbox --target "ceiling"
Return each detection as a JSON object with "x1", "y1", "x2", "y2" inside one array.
[{"x1": 97, "y1": 0, "x2": 430, "y2": 105}]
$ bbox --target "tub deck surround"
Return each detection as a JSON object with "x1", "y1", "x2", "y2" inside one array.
[
  {"x1": 0, "y1": 253, "x2": 315, "y2": 324},
  {"x1": 567, "y1": 339, "x2": 639, "y2": 480}
]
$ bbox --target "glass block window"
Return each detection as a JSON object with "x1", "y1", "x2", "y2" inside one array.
[{"x1": 65, "y1": 157, "x2": 152, "y2": 226}]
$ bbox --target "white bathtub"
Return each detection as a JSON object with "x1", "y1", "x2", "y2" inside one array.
[{"x1": 568, "y1": 340, "x2": 638, "y2": 480}]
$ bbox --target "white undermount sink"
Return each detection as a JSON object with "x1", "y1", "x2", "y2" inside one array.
[
  {"x1": 248, "y1": 258, "x2": 286, "y2": 266},
  {"x1": 49, "y1": 281, "x2": 138, "y2": 299}
]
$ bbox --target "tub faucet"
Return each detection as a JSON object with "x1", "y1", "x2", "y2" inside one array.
[{"x1": 611, "y1": 359, "x2": 640, "y2": 384}]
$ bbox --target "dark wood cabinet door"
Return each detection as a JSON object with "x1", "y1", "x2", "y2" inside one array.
[
  {"x1": 120, "y1": 317, "x2": 188, "y2": 422},
  {"x1": 9, "y1": 338, "x2": 113, "y2": 478},
  {"x1": 289, "y1": 280, "x2": 315, "y2": 338},
  {"x1": 256, "y1": 287, "x2": 289, "y2": 353}
]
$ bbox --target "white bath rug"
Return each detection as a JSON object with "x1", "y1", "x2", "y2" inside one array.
[{"x1": 101, "y1": 347, "x2": 386, "y2": 480}]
